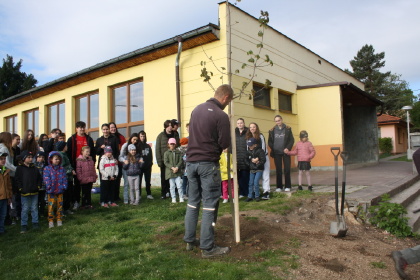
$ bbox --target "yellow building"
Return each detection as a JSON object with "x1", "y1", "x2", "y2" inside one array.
[{"x1": 0, "y1": 3, "x2": 381, "y2": 180}]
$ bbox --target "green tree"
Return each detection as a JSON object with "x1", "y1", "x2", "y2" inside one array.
[
  {"x1": 345, "y1": 44, "x2": 390, "y2": 98},
  {"x1": 345, "y1": 44, "x2": 415, "y2": 116},
  {"x1": 0, "y1": 54, "x2": 37, "y2": 101}
]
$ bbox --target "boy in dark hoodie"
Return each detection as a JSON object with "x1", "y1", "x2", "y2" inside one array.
[
  {"x1": 44, "y1": 151, "x2": 67, "y2": 228},
  {"x1": 15, "y1": 151, "x2": 42, "y2": 233},
  {"x1": 245, "y1": 138, "x2": 266, "y2": 202},
  {"x1": 34, "y1": 151, "x2": 47, "y2": 217}
]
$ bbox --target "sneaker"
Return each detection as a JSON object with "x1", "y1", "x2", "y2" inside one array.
[
  {"x1": 284, "y1": 188, "x2": 291, "y2": 192},
  {"x1": 64, "y1": 210, "x2": 74, "y2": 215},
  {"x1": 180, "y1": 198, "x2": 185, "y2": 203},
  {"x1": 223, "y1": 199, "x2": 228, "y2": 203},
  {"x1": 172, "y1": 198, "x2": 177, "y2": 203},
  {"x1": 186, "y1": 239, "x2": 200, "y2": 251},
  {"x1": 20, "y1": 225, "x2": 28, "y2": 234},
  {"x1": 57, "y1": 221, "x2": 63, "y2": 227},
  {"x1": 298, "y1": 185, "x2": 303, "y2": 191},
  {"x1": 261, "y1": 192, "x2": 270, "y2": 200},
  {"x1": 110, "y1": 203, "x2": 118, "y2": 207},
  {"x1": 202, "y1": 245, "x2": 231, "y2": 258},
  {"x1": 147, "y1": 195, "x2": 154, "y2": 200},
  {"x1": 183, "y1": 195, "x2": 188, "y2": 200},
  {"x1": 308, "y1": 186, "x2": 313, "y2": 192},
  {"x1": 166, "y1": 192, "x2": 170, "y2": 198},
  {"x1": 239, "y1": 195, "x2": 244, "y2": 198},
  {"x1": 133, "y1": 202, "x2": 139, "y2": 206},
  {"x1": 255, "y1": 197, "x2": 261, "y2": 202},
  {"x1": 73, "y1": 201, "x2": 79, "y2": 210},
  {"x1": 103, "y1": 203, "x2": 109, "y2": 208},
  {"x1": 391, "y1": 251, "x2": 408, "y2": 279},
  {"x1": 246, "y1": 197, "x2": 253, "y2": 202},
  {"x1": 49, "y1": 222, "x2": 54, "y2": 228},
  {"x1": 32, "y1": 223, "x2": 39, "y2": 230},
  {"x1": 275, "y1": 188, "x2": 282, "y2": 192}
]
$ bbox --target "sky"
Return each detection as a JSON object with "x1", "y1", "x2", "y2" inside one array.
[{"x1": 1, "y1": 0, "x2": 419, "y2": 96}]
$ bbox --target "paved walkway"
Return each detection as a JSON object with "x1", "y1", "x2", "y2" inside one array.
[{"x1": 270, "y1": 154, "x2": 419, "y2": 205}]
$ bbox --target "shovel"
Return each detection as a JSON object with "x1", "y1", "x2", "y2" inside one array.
[{"x1": 329, "y1": 147, "x2": 348, "y2": 237}]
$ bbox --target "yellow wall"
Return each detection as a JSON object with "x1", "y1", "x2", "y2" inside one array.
[{"x1": 0, "y1": 3, "x2": 364, "y2": 170}]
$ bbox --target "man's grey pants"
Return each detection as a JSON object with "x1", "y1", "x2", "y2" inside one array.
[
  {"x1": 400, "y1": 245, "x2": 420, "y2": 264},
  {"x1": 184, "y1": 161, "x2": 221, "y2": 250}
]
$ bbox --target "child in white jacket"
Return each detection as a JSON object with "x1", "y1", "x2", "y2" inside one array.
[{"x1": 99, "y1": 146, "x2": 119, "y2": 208}]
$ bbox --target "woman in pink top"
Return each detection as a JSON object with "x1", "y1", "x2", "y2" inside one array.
[{"x1": 287, "y1": 130, "x2": 316, "y2": 191}]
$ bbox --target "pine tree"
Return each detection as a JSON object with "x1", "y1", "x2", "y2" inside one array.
[{"x1": 0, "y1": 55, "x2": 37, "y2": 101}]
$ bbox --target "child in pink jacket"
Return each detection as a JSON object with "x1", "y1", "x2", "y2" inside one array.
[
  {"x1": 76, "y1": 146, "x2": 97, "y2": 209},
  {"x1": 287, "y1": 130, "x2": 316, "y2": 191}
]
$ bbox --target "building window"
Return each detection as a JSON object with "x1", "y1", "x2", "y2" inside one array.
[
  {"x1": 76, "y1": 92, "x2": 99, "y2": 140},
  {"x1": 48, "y1": 101, "x2": 65, "y2": 133},
  {"x1": 278, "y1": 90, "x2": 292, "y2": 113},
  {"x1": 253, "y1": 83, "x2": 271, "y2": 108},
  {"x1": 112, "y1": 80, "x2": 144, "y2": 137},
  {"x1": 5, "y1": 115, "x2": 17, "y2": 134},
  {"x1": 25, "y1": 108, "x2": 39, "y2": 138}
]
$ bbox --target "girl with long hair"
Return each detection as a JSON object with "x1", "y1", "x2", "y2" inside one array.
[
  {"x1": 21, "y1": 129, "x2": 39, "y2": 156},
  {"x1": 245, "y1": 122, "x2": 271, "y2": 200}
]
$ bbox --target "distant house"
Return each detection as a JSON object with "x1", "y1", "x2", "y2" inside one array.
[
  {"x1": 0, "y1": 2, "x2": 382, "y2": 176},
  {"x1": 377, "y1": 114, "x2": 410, "y2": 154}
]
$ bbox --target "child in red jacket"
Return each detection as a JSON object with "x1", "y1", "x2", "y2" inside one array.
[
  {"x1": 287, "y1": 130, "x2": 316, "y2": 191},
  {"x1": 76, "y1": 146, "x2": 97, "y2": 209}
]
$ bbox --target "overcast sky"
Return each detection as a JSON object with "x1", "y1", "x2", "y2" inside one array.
[{"x1": 1, "y1": 0, "x2": 419, "y2": 96}]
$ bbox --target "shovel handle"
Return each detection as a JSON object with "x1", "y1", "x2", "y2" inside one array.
[{"x1": 330, "y1": 147, "x2": 341, "y2": 159}]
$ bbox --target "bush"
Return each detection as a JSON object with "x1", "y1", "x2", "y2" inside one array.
[
  {"x1": 368, "y1": 194, "x2": 417, "y2": 237},
  {"x1": 379, "y1": 137, "x2": 393, "y2": 154}
]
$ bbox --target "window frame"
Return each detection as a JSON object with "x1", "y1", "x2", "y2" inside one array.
[
  {"x1": 111, "y1": 79, "x2": 144, "y2": 137},
  {"x1": 252, "y1": 82, "x2": 271, "y2": 109},
  {"x1": 5, "y1": 115, "x2": 18, "y2": 134},
  {"x1": 47, "y1": 100, "x2": 65, "y2": 133},
  {"x1": 74, "y1": 91, "x2": 99, "y2": 137},
  {"x1": 24, "y1": 108, "x2": 39, "y2": 137},
  {"x1": 278, "y1": 90, "x2": 293, "y2": 113}
]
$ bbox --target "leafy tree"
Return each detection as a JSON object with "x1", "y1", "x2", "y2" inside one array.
[
  {"x1": 345, "y1": 44, "x2": 415, "y2": 116},
  {"x1": 0, "y1": 55, "x2": 37, "y2": 101}
]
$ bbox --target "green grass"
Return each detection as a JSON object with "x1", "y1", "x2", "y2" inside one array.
[
  {"x1": 390, "y1": 155, "x2": 412, "y2": 162},
  {"x1": 370, "y1": 261, "x2": 387, "y2": 269},
  {"x1": 0, "y1": 187, "x2": 315, "y2": 279},
  {"x1": 379, "y1": 153, "x2": 392, "y2": 159}
]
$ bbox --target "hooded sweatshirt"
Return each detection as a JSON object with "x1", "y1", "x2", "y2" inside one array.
[{"x1": 43, "y1": 151, "x2": 67, "y2": 194}]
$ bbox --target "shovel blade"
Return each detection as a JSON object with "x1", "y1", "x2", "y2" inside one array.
[{"x1": 330, "y1": 216, "x2": 348, "y2": 237}]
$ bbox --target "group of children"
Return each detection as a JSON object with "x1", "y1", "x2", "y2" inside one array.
[{"x1": 219, "y1": 129, "x2": 316, "y2": 202}]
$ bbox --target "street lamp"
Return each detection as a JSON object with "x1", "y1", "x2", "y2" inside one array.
[{"x1": 402, "y1": 105, "x2": 413, "y2": 159}]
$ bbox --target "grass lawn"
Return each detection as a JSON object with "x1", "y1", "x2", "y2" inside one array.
[{"x1": 0, "y1": 188, "x2": 309, "y2": 280}]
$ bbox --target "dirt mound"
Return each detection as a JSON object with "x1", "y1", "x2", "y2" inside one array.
[{"x1": 168, "y1": 195, "x2": 420, "y2": 279}]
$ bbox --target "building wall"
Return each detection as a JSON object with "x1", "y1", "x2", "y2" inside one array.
[
  {"x1": 0, "y1": 3, "x2": 372, "y2": 183},
  {"x1": 379, "y1": 124, "x2": 407, "y2": 154}
]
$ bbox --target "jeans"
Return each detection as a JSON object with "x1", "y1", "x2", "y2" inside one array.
[
  {"x1": 21, "y1": 194, "x2": 39, "y2": 226},
  {"x1": 128, "y1": 175, "x2": 140, "y2": 203},
  {"x1": 182, "y1": 175, "x2": 189, "y2": 197},
  {"x1": 237, "y1": 169, "x2": 249, "y2": 196},
  {"x1": 0, "y1": 199, "x2": 7, "y2": 233},
  {"x1": 273, "y1": 154, "x2": 291, "y2": 189},
  {"x1": 248, "y1": 171, "x2": 263, "y2": 198},
  {"x1": 122, "y1": 168, "x2": 129, "y2": 203},
  {"x1": 169, "y1": 176, "x2": 183, "y2": 199},
  {"x1": 184, "y1": 161, "x2": 221, "y2": 250}
]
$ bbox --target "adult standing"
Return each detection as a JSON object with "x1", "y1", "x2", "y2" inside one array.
[
  {"x1": 137, "y1": 131, "x2": 154, "y2": 200},
  {"x1": 246, "y1": 122, "x2": 271, "y2": 199},
  {"x1": 66, "y1": 121, "x2": 95, "y2": 209},
  {"x1": 235, "y1": 118, "x2": 249, "y2": 198},
  {"x1": 268, "y1": 115, "x2": 294, "y2": 192},
  {"x1": 95, "y1": 123, "x2": 119, "y2": 205},
  {"x1": 156, "y1": 120, "x2": 179, "y2": 199},
  {"x1": 109, "y1": 122, "x2": 126, "y2": 202},
  {"x1": 184, "y1": 84, "x2": 233, "y2": 258}
]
